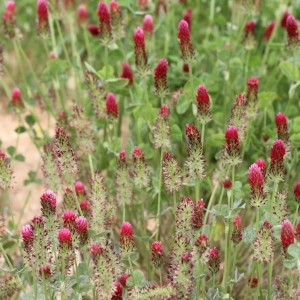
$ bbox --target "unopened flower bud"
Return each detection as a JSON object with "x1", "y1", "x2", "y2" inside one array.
[
  {"x1": 151, "y1": 241, "x2": 163, "y2": 268},
  {"x1": 106, "y1": 93, "x2": 118, "y2": 118},
  {"x1": 143, "y1": 14, "x2": 154, "y2": 37},
  {"x1": 77, "y1": 5, "x2": 88, "y2": 23},
  {"x1": 207, "y1": 247, "x2": 220, "y2": 274},
  {"x1": 120, "y1": 62, "x2": 133, "y2": 86},
  {"x1": 281, "y1": 219, "x2": 295, "y2": 254}
]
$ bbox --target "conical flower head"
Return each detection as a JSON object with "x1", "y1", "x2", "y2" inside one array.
[
  {"x1": 58, "y1": 228, "x2": 72, "y2": 247},
  {"x1": 269, "y1": 139, "x2": 286, "y2": 181},
  {"x1": 275, "y1": 113, "x2": 289, "y2": 143},
  {"x1": 195, "y1": 234, "x2": 209, "y2": 257},
  {"x1": 286, "y1": 15, "x2": 299, "y2": 46},
  {"x1": 98, "y1": 1, "x2": 112, "y2": 44},
  {"x1": 132, "y1": 146, "x2": 150, "y2": 188},
  {"x1": 37, "y1": 0, "x2": 49, "y2": 35},
  {"x1": 243, "y1": 21, "x2": 256, "y2": 49},
  {"x1": 106, "y1": 93, "x2": 118, "y2": 118},
  {"x1": 11, "y1": 87, "x2": 24, "y2": 108},
  {"x1": 248, "y1": 163, "x2": 265, "y2": 207},
  {"x1": 192, "y1": 199, "x2": 205, "y2": 229},
  {"x1": 264, "y1": 20, "x2": 276, "y2": 41},
  {"x1": 110, "y1": 1, "x2": 123, "y2": 39},
  {"x1": 246, "y1": 76, "x2": 259, "y2": 107},
  {"x1": 207, "y1": 247, "x2": 220, "y2": 274},
  {"x1": 255, "y1": 158, "x2": 266, "y2": 178},
  {"x1": 196, "y1": 85, "x2": 211, "y2": 124},
  {"x1": 133, "y1": 27, "x2": 148, "y2": 74},
  {"x1": 281, "y1": 12, "x2": 290, "y2": 28},
  {"x1": 294, "y1": 182, "x2": 300, "y2": 203},
  {"x1": 63, "y1": 210, "x2": 76, "y2": 229},
  {"x1": 183, "y1": 8, "x2": 192, "y2": 28},
  {"x1": 22, "y1": 224, "x2": 34, "y2": 251},
  {"x1": 120, "y1": 222, "x2": 134, "y2": 252},
  {"x1": 154, "y1": 59, "x2": 168, "y2": 98},
  {"x1": 77, "y1": 5, "x2": 88, "y2": 23},
  {"x1": 231, "y1": 215, "x2": 243, "y2": 244},
  {"x1": 143, "y1": 14, "x2": 154, "y2": 37},
  {"x1": 178, "y1": 19, "x2": 194, "y2": 64},
  {"x1": 223, "y1": 126, "x2": 240, "y2": 166},
  {"x1": 281, "y1": 220, "x2": 295, "y2": 254},
  {"x1": 151, "y1": 241, "x2": 163, "y2": 268},
  {"x1": 40, "y1": 190, "x2": 57, "y2": 216},
  {"x1": 120, "y1": 62, "x2": 133, "y2": 86}
]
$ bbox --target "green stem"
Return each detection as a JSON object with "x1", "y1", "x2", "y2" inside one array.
[
  {"x1": 122, "y1": 202, "x2": 126, "y2": 223},
  {"x1": 203, "y1": 183, "x2": 219, "y2": 225},
  {"x1": 267, "y1": 259, "x2": 274, "y2": 299},
  {"x1": 209, "y1": 0, "x2": 216, "y2": 24},
  {"x1": 88, "y1": 154, "x2": 95, "y2": 180},
  {"x1": 155, "y1": 149, "x2": 164, "y2": 240}
]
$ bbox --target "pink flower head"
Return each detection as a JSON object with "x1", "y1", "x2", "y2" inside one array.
[
  {"x1": 77, "y1": 5, "x2": 88, "y2": 23},
  {"x1": 75, "y1": 216, "x2": 88, "y2": 232},
  {"x1": 225, "y1": 126, "x2": 240, "y2": 157},
  {"x1": 192, "y1": 199, "x2": 205, "y2": 228},
  {"x1": 74, "y1": 181, "x2": 86, "y2": 195},
  {"x1": 178, "y1": 19, "x2": 194, "y2": 63},
  {"x1": 231, "y1": 215, "x2": 243, "y2": 244},
  {"x1": 132, "y1": 146, "x2": 144, "y2": 160},
  {"x1": 207, "y1": 247, "x2": 220, "y2": 274},
  {"x1": 120, "y1": 62, "x2": 133, "y2": 85},
  {"x1": 97, "y1": 2, "x2": 112, "y2": 42},
  {"x1": 186, "y1": 124, "x2": 200, "y2": 142},
  {"x1": 281, "y1": 12, "x2": 290, "y2": 28},
  {"x1": 11, "y1": 87, "x2": 24, "y2": 108},
  {"x1": 281, "y1": 219, "x2": 295, "y2": 253},
  {"x1": 196, "y1": 85, "x2": 211, "y2": 122},
  {"x1": 245, "y1": 20, "x2": 255, "y2": 36},
  {"x1": 275, "y1": 113, "x2": 289, "y2": 143},
  {"x1": 159, "y1": 104, "x2": 169, "y2": 119},
  {"x1": 286, "y1": 15, "x2": 299, "y2": 45},
  {"x1": 294, "y1": 182, "x2": 300, "y2": 203},
  {"x1": 270, "y1": 139, "x2": 286, "y2": 162},
  {"x1": 106, "y1": 93, "x2": 118, "y2": 118},
  {"x1": 80, "y1": 200, "x2": 90, "y2": 212},
  {"x1": 154, "y1": 58, "x2": 168, "y2": 97},
  {"x1": 58, "y1": 228, "x2": 72, "y2": 246},
  {"x1": 37, "y1": 0, "x2": 49, "y2": 34},
  {"x1": 6, "y1": 1, "x2": 16, "y2": 14},
  {"x1": 87, "y1": 24, "x2": 100, "y2": 36},
  {"x1": 119, "y1": 150, "x2": 126, "y2": 161},
  {"x1": 120, "y1": 222, "x2": 134, "y2": 252},
  {"x1": 119, "y1": 273, "x2": 130, "y2": 287},
  {"x1": 38, "y1": 265, "x2": 51, "y2": 278},
  {"x1": 63, "y1": 210, "x2": 76, "y2": 227},
  {"x1": 112, "y1": 282, "x2": 123, "y2": 298},
  {"x1": 133, "y1": 27, "x2": 148, "y2": 73},
  {"x1": 255, "y1": 158, "x2": 267, "y2": 178},
  {"x1": 183, "y1": 8, "x2": 192, "y2": 28},
  {"x1": 151, "y1": 241, "x2": 163, "y2": 267},
  {"x1": 264, "y1": 20, "x2": 276, "y2": 41},
  {"x1": 246, "y1": 76, "x2": 259, "y2": 104},
  {"x1": 143, "y1": 14, "x2": 154, "y2": 37},
  {"x1": 248, "y1": 163, "x2": 264, "y2": 201},
  {"x1": 195, "y1": 234, "x2": 209, "y2": 256},
  {"x1": 91, "y1": 243, "x2": 102, "y2": 257},
  {"x1": 22, "y1": 224, "x2": 34, "y2": 245},
  {"x1": 40, "y1": 190, "x2": 57, "y2": 215}
]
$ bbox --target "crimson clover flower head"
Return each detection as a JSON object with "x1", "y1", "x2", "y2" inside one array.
[
  {"x1": 294, "y1": 182, "x2": 300, "y2": 203},
  {"x1": 231, "y1": 215, "x2": 243, "y2": 244},
  {"x1": 98, "y1": 1, "x2": 112, "y2": 43},
  {"x1": 196, "y1": 85, "x2": 211, "y2": 124},
  {"x1": 281, "y1": 219, "x2": 295, "y2": 254},
  {"x1": 87, "y1": 24, "x2": 100, "y2": 36},
  {"x1": 40, "y1": 190, "x2": 57, "y2": 216},
  {"x1": 154, "y1": 59, "x2": 169, "y2": 97},
  {"x1": 207, "y1": 247, "x2": 220, "y2": 274},
  {"x1": 22, "y1": 224, "x2": 34, "y2": 246},
  {"x1": 246, "y1": 76, "x2": 259, "y2": 105},
  {"x1": 159, "y1": 104, "x2": 169, "y2": 119},
  {"x1": 119, "y1": 150, "x2": 126, "y2": 162},
  {"x1": 286, "y1": 15, "x2": 299, "y2": 46},
  {"x1": 133, "y1": 27, "x2": 148, "y2": 74},
  {"x1": 270, "y1": 139, "x2": 286, "y2": 162},
  {"x1": 223, "y1": 178, "x2": 232, "y2": 189},
  {"x1": 6, "y1": 1, "x2": 16, "y2": 14},
  {"x1": 275, "y1": 113, "x2": 289, "y2": 143},
  {"x1": 112, "y1": 282, "x2": 123, "y2": 298},
  {"x1": 90, "y1": 243, "x2": 102, "y2": 257},
  {"x1": 119, "y1": 273, "x2": 130, "y2": 287},
  {"x1": 120, "y1": 62, "x2": 133, "y2": 86},
  {"x1": 80, "y1": 200, "x2": 90, "y2": 212},
  {"x1": 132, "y1": 146, "x2": 144, "y2": 160},
  {"x1": 110, "y1": 1, "x2": 123, "y2": 40},
  {"x1": 248, "y1": 163, "x2": 265, "y2": 206},
  {"x1": 225, "y1": 125, "x2": 240, "y2": 158},
  {"x1": 38, "y1": 265, "x2": 51, "y2": 279},
  {"x1": 192, "y1": 199, "x2": 205, "y2": 229},
  {"x1": 106, "y1": 92, "x2": 118, "y2": 118},
  {"x1": 248, "y1": 277, "x2": 258, "y2": 288},
  {"x1": 255, "y1": 158, "x2": 267, "y2": 178},
  {"x1": 138, "y1": 0, "x2": 148, "y2": 11},
  {"x1": 32, "y1": 216, "x2": 44, "y2": 228},
  {"x1": 63, "y1": 210, "x2": 76, "y2": 227},
  {"x1": 143, "y1": 14, "x2": 154, "y2": 36},
  {"x1": 120, "y1": 222, "x2": 134, "y2": 252},
  {"x1": 245, "y1": 20, "x2": 255, "y2": 35},
  {"x1": 77, "y1": 5, "x2": 88, "y2": 23},
  {"x1": 74, "y1": 181, "x2": 86, "y2": 195},
  {"x1": 264, "y1": 20, "x2": 276, "y2": 41},
  {"x1": 58, "y1": 228, "x2": 72, "y2": 246},
  {"x1": 75, "y1": 216, "x2": 88, "y2": 232},
  {"x1": 281, "y1": 11, "x2": 290, "y2": 28},
  {"x1": 151, "y1": 241, "x2": 163, "y2": 268},
  {"x1": 37, "y1": 0, "x2": 49, "y2": 35},
  {"x1": 11, "y1": 87, "x2": 24, "y2": 108},
  {"x1": 185, "y1": 124, "x2": 200, "y2": 142},
  {"x1": 183, "y1": 8, "x2": 192, "y2": 28},
  {"x1": 195, "y1": 234, "x2": 209, "y2": 257},
  {"x1": 178, "y1": 19, "x2": 194, "y2": 63}
]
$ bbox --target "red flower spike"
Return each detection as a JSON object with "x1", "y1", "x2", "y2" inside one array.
[
  {"x1": 248, "y1": 278, "x2": 258, "y2": 288},
  {"x1": 255, "y1": 158, "x2": 267, "y2": 178},
  {"x1": 87, "y1": 24, "x2": 100, "y2": 36},
  {"x1": 120, "y1": 62, "x2": 133, "y2": 86},
  {"x1": 97, "y1": 2, "x2": 112, "y2": 43},
  {"x1": 270, "y1": 139, "x2": 286, "y2": 161},
  {"x1": 195, "y1": 234, "x2": 209, "y2": 256},
  {"x1": 120, "y1": 222, "x2": 134, "y2": 252},
  {"x1": 58, "y1": 228, "x2": 72, "y2": 246},
  {"x1": 63, "y1": 210, "x2": 76, "y2": 227},
  {"x1": 37, "y1": 0, "x2": 49, "y2": 34},
  {"x1": 192, "y1": 199, "x2": 205, "y2": 228},
  {"x1": 112, "y1": 282, "x2": 123, "y2": 298},
  {"x1": 11, "y1": 87, "x2": 24, "y2": 108},
  {"x1": 281, "y1": 12, "x2": 290, "y2": 28},
  {"x1": 110, "y1": 1, "x2": 123, "y2": 39},
  {"x1": 286, "y1": 15, "x2": 299, "y2": 45},
  {"x1": 80, "y1": 200, "x2": 90, "y2": 212},
  {"x1": 143, "y1": 14, "x2": 154, "y2": 37},
  {"x1": 225, "y1": 126, "x2": 240, "y2": 157},
  {"x1": 74, "y1": 181, "x2": 85, "y2": 195},
  {"x1": 207, "y1": 247, "x2": 220, "y2": 274},
  {"x1": 159, "y1": 104, "x2": 169, "y2": 119},
  {"x1": 119, "y1": 273, "x2": 130, "y2": 287},
  {"x1": 6, "y1": 1, "x2": 16, "y2": 14},
  {"x1": 294, "y1": 182, "x2": 300, "y2": 203},
  {"x1": 151, "y1": 241, "x2": 163, "y2": 268},
  {"x1": 186, "y1": 124, "x2": 200, "y2": 141},
  {"x1": 231, "y1": 215, "x2": 243, "y2": 244},
  {"x1": 183, "y1": 8, "x2": 192, "y2": 28},
  {"x1": 154, "y1": 59, "x2": 168, "y2": 97},
  {"x1": 248, "y1": 163, "x2": 264, "y2": 205},
  {"x1": 245, "y1": 20, "x2": 255, "y2": 36},
  {"x1": 281, "y1": 219, "x2": 295, "y2": 254},
  {"x1": 106, "y1": 93, "x2": 118, "y2": 118},
  {"x1": 38, "y1": 265, "x2": 51, "y2": 278},
  {"x1": 275, "y1": 113, "x2": 289, "y2": 143},
  {"x1": 183, "y1": 63, "x2": 189, "y2": 73},
  {"x1": 77, "y1": 5, "x2": 88, "y2": 23},
  {"x1": 75, "y1": 216, "x2": 88, "y2": 232},
  {"x1": 223, "y1": 178, "x2": 232, "y2": 189},
  {"x1": 91, "y1": 243, "x2": 102, "y2": 257},
  {"x1": 264, "y1": 20, "x2": 276, "y2": 41},
  {"x1": 178, "y1": 19, "x2": 194, "y2": 63},
  {"x1": 246, "y1": 76, "x2": 259, "y2": 105},
  {"x1": 196, "y1": 85, "x2": 211, "y2": 124},
  {"x1": 22, "y1": 224, "x2": 34, "y2": 244},
  {"x1": 133, "y1": 27, "x2": 148, "y2": 73},
  {"x1": 40, "y1": 190, "x2": 57, "y2": 216}
]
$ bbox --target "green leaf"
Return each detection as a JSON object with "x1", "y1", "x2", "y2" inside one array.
[
  {"x1": 42, "y1": 59, "x2": 68, "y2": 82},
  {"x1": 15, "y1": 126, "x2": 26, "y2": 134},
  {"x1": 212, "y1": 204, "x2": 229, "y2": 217},
  {"x1": 257, "y1": 92, "x2": 277, "y2": 109},
  {"x1": 118, "y1": 0, "x2": 132, "y2": 6},
  {"x1": 98, "y1": 66, "x2": 114, "y2": 79},
  {"x1": 25, "y1": 115, "x2": 36, "y2": 127},
  {"x1": 7, "y1": 146, "x2": 16, "y2": 156},
  {"x1": 106, "y1": 78, "x2": 129, "y2": 89},
  {"x1": 103, "y1": 138, "x2": 121, "y2": 154},
  {"x1": 84, "y1": 62, "x2": 99, "y2": 76},
  {"x1": 133, "y1": 103, "x2": 157, "y2": 123},
  {"x1": 287, "y1": 243, "x2": 300, "y2": 259},
  {"x1": 176, "y1": 94, "x2": 191, "y2": 114},
  {"x1": 283, "y1": 258, "x2": 297, "y2": 269},
  {"x1": 279, "y1": 61, "x2": 299, "y2": 82},
  {"x1": 15, "y1": 154, "x2": 25, "y2": 162},
  {"x1": 243, "y1": 225, "x2": 256, "y2": 244},
  {"x1": 170, "y1": 124, "x2": 183, "y2": 142},
  {"x1": 126, "y1": 270, "x2": 146, "y2": 288}
]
